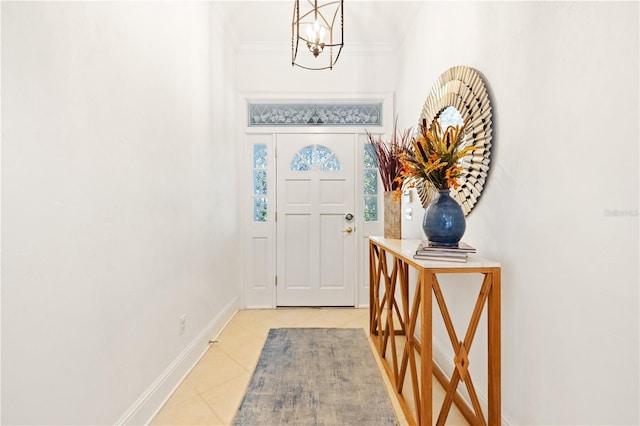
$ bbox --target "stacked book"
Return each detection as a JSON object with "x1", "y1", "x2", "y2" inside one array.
[{"x1": 413, "y1": 240, "x2": 476, "y2": 263}]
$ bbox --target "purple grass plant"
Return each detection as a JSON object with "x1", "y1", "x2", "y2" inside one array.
[{"x1": 365, "y1": 116, "x2": 413, "y2": 200}]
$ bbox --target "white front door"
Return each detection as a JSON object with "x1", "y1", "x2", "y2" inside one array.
[{"x1": 276, "y1": 134, "x2": 356, "y2": 306}]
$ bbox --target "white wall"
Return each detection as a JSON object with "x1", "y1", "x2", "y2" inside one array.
[
  {"x1": 236, "y1": 46, "x2": 397, "y2": 96},
  {"x1": 1, "y1": 2, "x2": 240, "y2": 424},
  {"x1": 396, "y1": 1, "x2": 639, "y2": 424}
]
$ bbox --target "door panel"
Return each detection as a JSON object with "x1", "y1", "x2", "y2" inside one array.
[{"x1": 276, "y1": 134, "x2": 355, "y2": 306}]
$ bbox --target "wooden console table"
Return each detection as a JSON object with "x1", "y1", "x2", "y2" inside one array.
[{"x1": 369, "y1": 237, "x2": 501, "y2": 426}]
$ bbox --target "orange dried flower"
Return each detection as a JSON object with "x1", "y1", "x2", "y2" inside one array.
[{"x1": 398, "y1": 118, "x2": 475, "y2": 191}]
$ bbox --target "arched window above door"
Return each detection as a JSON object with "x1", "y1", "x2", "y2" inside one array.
[{"x1": 290, "y1": 144, "x2": 341, "y2": 172}]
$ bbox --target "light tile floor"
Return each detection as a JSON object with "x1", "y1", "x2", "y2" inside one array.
[{"x1": 150, "y1": 308, "x2": 469, "y2": 425}]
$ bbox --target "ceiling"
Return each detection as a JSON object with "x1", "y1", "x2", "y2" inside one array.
[{"x1": 214, "y1": 1, "x2": 423, "y2": 52}]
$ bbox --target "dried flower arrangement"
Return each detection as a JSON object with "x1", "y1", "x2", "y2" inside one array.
[
  {"x1": 400, "y1": 118, "x2": 475, "y2": 191},
  {"x1": 365, "y1": 117, "x2": 412, "y2": 202}
]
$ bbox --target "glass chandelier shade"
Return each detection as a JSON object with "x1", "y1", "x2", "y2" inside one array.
[{"x1": 292, "y1": 0, "x2": 344, "y2": 70}]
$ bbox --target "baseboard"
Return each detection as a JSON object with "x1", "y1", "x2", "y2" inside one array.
[
  {"x1": 115, "y1": 296, "x2": 240, "y2": 426},
  {"x1": 432, "y1": 338, "x2": 512, "y2": 426},
  {"x1": 243, "y1": 304, "x2": 275, "y2": 309}
]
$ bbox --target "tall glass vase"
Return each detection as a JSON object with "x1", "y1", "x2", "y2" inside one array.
[
  {"x1": 422, "y1": 189, "x2": 465, "y2": 246},
  {"x1": 383, "y1": 191, "x2": 401, "y2": 239}
]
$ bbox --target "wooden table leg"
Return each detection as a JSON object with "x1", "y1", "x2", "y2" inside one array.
[
  {"x1": 488, "y1": 268, "x2": 501, "y2": 425},
  {"x1": 420, "y1": 269, "x2": 432, "y2": 426}
]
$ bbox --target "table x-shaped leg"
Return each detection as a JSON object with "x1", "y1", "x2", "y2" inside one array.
[
  {"x1": 430, "y1": 272, "x2": 494, "y2": 426},
  {"x1": 369, "y1": 245, "x2": 406, "y2": 358},
  {"x1": 397, "y1": 267, "x2": 424, "y2": 422}
]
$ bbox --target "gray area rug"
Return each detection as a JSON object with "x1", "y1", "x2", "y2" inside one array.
[{"x1": 233, "y1": 328, "x2": 398, "y2": 426}]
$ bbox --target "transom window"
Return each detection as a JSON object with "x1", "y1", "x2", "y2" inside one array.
[{"x1": 248, "y1": 102, "x2": 382, "y2": 126}]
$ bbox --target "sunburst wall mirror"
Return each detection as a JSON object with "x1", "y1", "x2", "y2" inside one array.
[{"x1": 415, "y1": 65, "x2": 493, "y2": 216}]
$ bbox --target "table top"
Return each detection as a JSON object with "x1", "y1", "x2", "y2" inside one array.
[{"x1": 369, "y1": 236, "x2": 501, "y2": 269}]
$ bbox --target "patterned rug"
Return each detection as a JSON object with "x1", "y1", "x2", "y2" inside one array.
[{"x1": 232, "y1": 328, "x2": 398, "y2": 425}]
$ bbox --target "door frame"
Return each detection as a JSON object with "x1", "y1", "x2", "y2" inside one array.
[{"x1": 239, "y1": 93, "x2": 393, "y2": 309}]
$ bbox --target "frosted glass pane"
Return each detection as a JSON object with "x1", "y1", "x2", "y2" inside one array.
[
  {"x1": 364, "y1": 170, "x2": 378, "y2": 195},
  {"x1": 321, "y1": 155, "x2": 341, "y2": 171},
  {"x1": 290, "y1": 144, "x2": 340, "y2": 172},
  {"x1": 253, "y1": 170, "x2": 267, "y2": 195},
  {"x1": 300, "y1": 146, "x2": 314, "y2": 164},
  {"x1": 290, "y1": 154, "x2": 309, "y2": 171},
  {"x1": 364, "y1": 144, "x2": 377, "y2": 169},
  {"x1": 249, "y1": 102, "x2": 383, "y2": 126},
  {"x1": 364, "y1": 196, "x2": 378, "y2": 222},
  {"x1": 253, "y1": 197, "x2": 267, "y2": 222},
  {"x1": 316, "y1": 146, "x2": 332, "y2": 164},
  {"x1": 253, "y1": 144, "x2": 267, "y2": 168}
]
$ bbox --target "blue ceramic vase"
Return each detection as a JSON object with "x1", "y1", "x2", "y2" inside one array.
[{"x1": 422, "y1": 189, "x2": 466, "y2": 247}]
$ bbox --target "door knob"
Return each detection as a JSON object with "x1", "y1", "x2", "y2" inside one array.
[{"x1": 342, "y1": 227, "x2": 353, "y2": 233}]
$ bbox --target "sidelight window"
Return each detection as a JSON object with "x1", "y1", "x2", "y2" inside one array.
[
  {"x1": 253, "y1": 144, "x2": 268, "y2": 222},
  {"x1": 364, "y1": 144, "x2": 378, "y2": 221}
]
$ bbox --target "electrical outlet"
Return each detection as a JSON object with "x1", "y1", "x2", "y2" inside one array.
[{"x1": 179, "y1": 314, "x2": 186, "y2": 335}]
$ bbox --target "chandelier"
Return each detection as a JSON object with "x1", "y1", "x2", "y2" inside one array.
[{"x1": 292, "y1": 0, "x2": 344, "y2": 70}]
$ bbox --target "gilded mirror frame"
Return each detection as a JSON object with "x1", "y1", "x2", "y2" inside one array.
[{"x1": 416, "y1": 65, "x2": 493, "y2": 216}]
